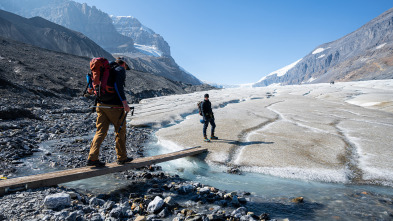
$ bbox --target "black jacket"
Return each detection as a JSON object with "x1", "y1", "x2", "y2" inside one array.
[
  {"x1": 201, "y1": 100, "x2": 213, "y2": 119},
  {"x1": 99, "y1": 64, "x2": 127, "y2": 105}
]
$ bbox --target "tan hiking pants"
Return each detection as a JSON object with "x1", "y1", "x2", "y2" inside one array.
[{"x1": 88, "y1": 103, "x2": 128, "y2": 161}]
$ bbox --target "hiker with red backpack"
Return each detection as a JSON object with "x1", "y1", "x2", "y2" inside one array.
[
  {"x1": 85, "y1": 57, "x2": 133, "y2": 167},
  {"x1": 200, "y1": 94, "x2": 218, "y2": 142}
]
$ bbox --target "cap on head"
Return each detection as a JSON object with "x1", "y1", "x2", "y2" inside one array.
[
  {"x1": 116, "y1": 57, "x2": 130, "y2": 70},
  {"x1": 204, "y1": 94, "x2": 209, "y2": 98}
]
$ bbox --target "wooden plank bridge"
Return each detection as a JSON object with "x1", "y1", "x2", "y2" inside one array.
[{"x1": 0, "y1": 146, "x2": 207, "y2": 196}]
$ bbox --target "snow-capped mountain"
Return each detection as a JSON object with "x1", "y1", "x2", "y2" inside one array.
[
  {"x1": 111, "y1": 15, "x2": 170, "y2": 57},
  {"x1": 0, "y1": 0, "x2": 203, "y2": 85},
  {"x1": 253, "y1": 7, "x2": 393, "y2": 87}
]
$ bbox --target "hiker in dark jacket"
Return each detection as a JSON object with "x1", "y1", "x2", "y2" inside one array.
[
  {"x1": 87, "y1": 58, "x2": 133, "y2": 167},
  {"x1": 201, "y1": 93, "x2": 218, "y2": 142}
]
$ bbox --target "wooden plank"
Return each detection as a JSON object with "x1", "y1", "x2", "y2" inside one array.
[{"x1": 0, "y1": 146, "x2": 207, "y2": 196}]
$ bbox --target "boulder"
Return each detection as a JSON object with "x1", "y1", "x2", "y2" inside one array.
[
  {"x1": 147, "y1": 196, "x2": 164, "y2": 213},
  {"x1": 43, "y1": 193, "x2": 71, "y2": 210}
]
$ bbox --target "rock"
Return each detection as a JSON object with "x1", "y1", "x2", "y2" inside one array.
[
  {"x1": 43, "y1": 193, "x2": 71, "y2": 210},
  {"x1": 173, "y1": 217, "x2": 184, "y2": 221},
  {"x1": 103, "y1": 201, "x2": 115, "y2": 211},
  {"x1": 231, "y1": 207, "x2": 248, "y2": 219},
  {"x1": 238, "y1": 197, "x2": 247, "y2": 204},
  {"x1": 147, "y1": 196, "x2": 164, "y2": 213},
  {"x1": 109, "y1": 207, "x2": 122, "y2": 218},
  {"x1": 240, "y1": 215, "x2": 258, "y2": 221},
  {"x1": 158, "y1": 207, "x2": 170, "y2": 218},
  {"x1": 224, "y1": 192, "x2": 237, "y2": 199},
  {"x1": 259, "y1": 213, "x2": 269, "y2": 220},
  {"x1": 65, "y1": 211, "x2": 78, "y2": 221},
  {"x1": 67, "y1": 191, "x2": 81, "y2": 200},
  {"x1": 89, "y1": 197, "x2": 105, "y2": 207},
  {"x1": 179, "y1": 184, "x2": 194, "y2": 194},
  {"x1": 198, "y1": 187, "x2": 210, "y2": 194},
  {"x1": 164, "y1": 196, "x2": 177, "y2": 208},
  {"x1": 291, "y1": 197, "x2": 304, "y2": 203},
  {"x1": 134, "y1": 215, "x2": 147, "y2": 221},
  {"x1": 90, "y1": 213, "x2": 104, "y2": 221},
  {"x1": 54, "y1": 211, "x2": 69, "y2": 220},
  {"x1": 185, "y1": 215, "x2": 203, "y2": 221},
  {"x1": 231, "y1": 195, "x2": 240, "y2": 206}
]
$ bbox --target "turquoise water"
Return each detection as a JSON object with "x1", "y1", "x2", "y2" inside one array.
[
  {"x1": 146, "y1": 136, "x2": 393, "y2": 220},
  {"x1": 15, "y1": 131, "x2": 393, "y2": 220}
]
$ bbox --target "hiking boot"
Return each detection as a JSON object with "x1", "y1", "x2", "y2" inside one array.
[
  {"x1": 210, "y1": 136, "x2": 218, "y2": 140},
  {"x1": 87, "y1": 159, "x2": 106, "y2": 167},
  {"x1": 117, "y1": 157, "x2": 133, "y2": 165}
]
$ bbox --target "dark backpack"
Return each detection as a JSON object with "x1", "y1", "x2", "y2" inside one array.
[
  {"x1": 85, "y1": 58, "x2": 117, "y2": 102},
  {"x1": 197, "y1": 101, "x2": 203, "y2": 116}
]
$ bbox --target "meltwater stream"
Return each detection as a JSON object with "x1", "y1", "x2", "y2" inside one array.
[
  {"x1": 13, "y1": 130, "x2": 393, "y2": 220},
  {"x1": 146, "y1": 135, "x2": 393, "y2": 220}
]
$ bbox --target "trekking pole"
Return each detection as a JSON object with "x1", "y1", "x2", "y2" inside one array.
[
  {"x1": 117, "y1": 107, "x2": 134, "y2": 133},
  {"x1": 89, "y1": 106, "x2": 124, "y2": 109}
]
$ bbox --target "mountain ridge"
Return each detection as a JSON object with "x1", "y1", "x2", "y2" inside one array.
[
  {"x1": 0, "y1": 9, "x2": 114, "y2": 59},
  {"x1": 254, "y1": 7, "x2": 393, "y2": 87}
]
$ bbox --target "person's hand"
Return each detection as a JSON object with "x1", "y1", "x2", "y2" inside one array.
[{"x1": 122, "y1": 100, "x2": 131, "y2": 112}]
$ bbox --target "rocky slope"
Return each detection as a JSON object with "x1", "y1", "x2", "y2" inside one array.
[
  {"x1": 111, "y1": 16, "x2": 171, "y2": 57},
  {"x1": 0, "y1": 36, "x2": 211, "y2": 105},
  {"x1": 254, "y1": 7, "x2": 393, "y2": 87},
  {"x1": 0, "y1": 9, "x2": 113, "y2": 59},
  {"x1": 0, "y1": 0, "x2": 136, "y2": 53}
]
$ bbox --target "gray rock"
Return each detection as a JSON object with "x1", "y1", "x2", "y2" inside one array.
[
  {"x1": 66, "y1": 211, "x2": 78, "y2": 221},
  {"x1": 231, "y1": 195, "x2": 240, "y2": 206},
  {"x1": 179, "y1": 184, "x2": 194, "y2": 194},
  {"x1": 54, "y1": 211, "x2": 69, "y2": 220},
  {"x1": 43, "y1": 193, "x2": 71, "y2": 209},
  {"x1": 90, "y1": 213, "x2": 104, "y2": 221},
  {"x1": 103, "y1": 201, "x2": 115, "y2": 211},
  {"x1": 147, "y1": 196, "x2": 164, "y2": 213},
  {"x1": 164, "y1": 196, "x2": 177, "y2": 208},
  {"x1": 89, "y1": 197, "x2": 105, "y2": 207},
  {"x1": 231, "y1": 207, "x2": 248, "y2": 219},
  {"x1": 198, "y1": 187, "x2": 210, "y2": 194}
]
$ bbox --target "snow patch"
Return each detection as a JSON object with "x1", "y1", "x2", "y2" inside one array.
[
  {"x1": 134, "y1": 43, "x2": 163, "y2": 57},
  {"x1": 312, "y1": 47, "x2": 326, "y2": 54},
  {"x1": 307, "y1": 77, "x2": 316, "y2": 83},
  {"x1": 318, "y1": 54, "x2": 325, "y2": 59},
  {"x1": 257, "y1": 58, "x2": 302, "y2": 82},
  {"x1": 376, "y1": 43, "x2": 387, "y2": 50}
]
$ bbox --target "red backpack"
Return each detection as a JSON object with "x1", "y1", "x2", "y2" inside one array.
[{"x1": 85, "y1": 57, "x2": 116, "y2": 101}]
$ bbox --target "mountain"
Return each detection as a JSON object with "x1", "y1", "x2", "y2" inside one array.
[
  {"x1": 254, "y1": 7, "x2": 393, "y2": 87},
  {"x1": 117, "y1": 55, "x2": 202, "y2": 85},
  {"x1": 111, "y1": 16, "x2": 171, "y2": 57},
  {"x1": 0, "y1": 0, "x2": 202, "y2": 85},
  {"x1": 0, "y1": 9, "x2": 114, "y2": 59},
  {"x1": 0, "y1": 0, "x2": 136, "y2": 53}
]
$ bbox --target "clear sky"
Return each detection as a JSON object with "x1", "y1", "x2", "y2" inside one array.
[{"x1": 74, "y1": 0, "x2": 393, "y2": 85}]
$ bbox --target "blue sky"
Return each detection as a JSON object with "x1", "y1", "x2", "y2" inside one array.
[{"x1": 74, "y1": 0, "x2": 393, "y2": 85}]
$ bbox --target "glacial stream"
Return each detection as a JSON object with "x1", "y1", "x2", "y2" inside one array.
[
  {"x1": 11, "y1": 128, "x2": 393, "y2": 220},
  {"x1": 146, "y1": 135, "x2": 393, "y2": 220}
]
